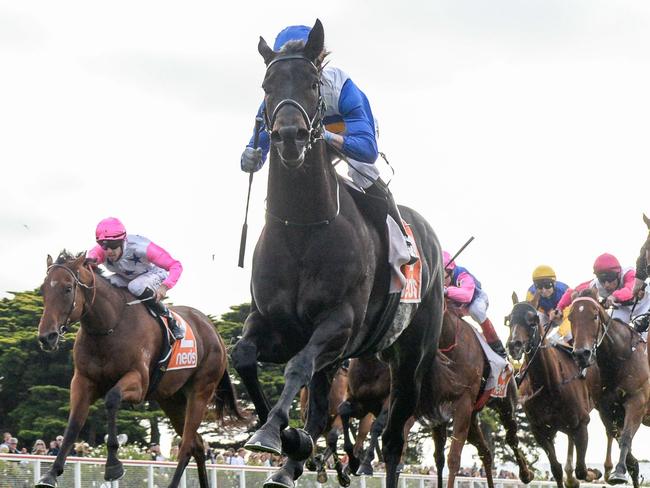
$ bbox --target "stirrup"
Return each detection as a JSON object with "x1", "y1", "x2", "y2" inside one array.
[{"x1": 405, "y1": 237, "x2": 419, "y2": 266}]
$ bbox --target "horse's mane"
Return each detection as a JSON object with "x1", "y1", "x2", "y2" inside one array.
[
  {"x1": 54, "y1": 249, "x2": 109, "y2": 279},
  {"x1": 279, "y1": 40, "x2": 329, "y2": 66},
  {"x1": 577, "y1": 287, "x2": 598, "y2": 300}
]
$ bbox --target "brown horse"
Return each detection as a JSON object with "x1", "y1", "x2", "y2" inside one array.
[
  {"x1": 35, "y1": 252, "x2": 241, "y2": 488},
  {"x1": 507, "y1": 296, "x2": 601, "y2": 488},
  {"x1": 431, "y1": 309, "x2": 532, "y2": 488},
  {"x1": 569, "y1": 288, "x2": 650, "y2": 486},
  {"x1": 340, "y1": 311, "x2": 532, "y2": 488},
  {"x1": 299, "y1": 366, "x2": 350, "y2": 486}
]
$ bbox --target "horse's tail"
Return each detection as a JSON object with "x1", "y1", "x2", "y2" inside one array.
[
  {"x1": 416, "y1": 352, "x2": 465, "y2": 422},
  {"x1": 214, "y1": 371, "x2": 246, "y2": 421}
]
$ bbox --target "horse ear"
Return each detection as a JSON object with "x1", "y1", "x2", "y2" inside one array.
[
  {"x1": 303, "y1": 19, "x2": 324, "y2": 62},
  {"x1": 526, "y1": 310, "x2": 540, "y2": 325},
  {"x1": 47, "y1": 254, "x2": 53, "y2": 269},
  {"x1": 258, "y1": 36, "x2": 275, "y2": 65},
  {"x1": 73, "y1": 253, "x2": 86, "y2": 269},
  {"x1": 511, "y1": 291, "x2": 519, "y2": 305},
  {"x1": 644, "y1": 213, "x2": 650, "y2": 230}
]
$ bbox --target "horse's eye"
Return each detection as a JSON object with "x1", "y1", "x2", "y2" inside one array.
[
  {"x1": 311, "y1": 82, "x2": 318, "y2": 90},
  {"x1": 65, "y1": 286, "x2": 73, "y2": 294}
]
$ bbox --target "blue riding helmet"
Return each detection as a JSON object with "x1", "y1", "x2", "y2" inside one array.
[{"x1": 273, "y1": 25, "x2": 311, "y2": 51}]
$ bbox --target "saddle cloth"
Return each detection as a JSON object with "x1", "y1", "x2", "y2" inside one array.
[
  {"x1": 469, "y1": 326, "x2": 513, "y2": 410},
  {"x1": 165, "y1": 311, "x2": 198, "y2": 371}
]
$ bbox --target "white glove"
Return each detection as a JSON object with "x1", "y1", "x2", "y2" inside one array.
[{"x1": 240, "y1": 147, "x2": 263, "y2": 172}]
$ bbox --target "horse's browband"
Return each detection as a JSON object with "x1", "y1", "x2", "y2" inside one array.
[{"x1": 267, "y1": 54, "x2": 318, "y2": 71}]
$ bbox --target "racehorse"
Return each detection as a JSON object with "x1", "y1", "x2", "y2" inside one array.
[
  {"x1": 431, "y1": 309, "x2": 532, "y2": 488},
  {"x1": 36, "y1": 252, "x2": 241, "y2": 488},
  {"x1": 231, "y1": 19, "x2": 447, "y2": 488},
  {"x1": 340, "y1": 311, "x2": 532, "y2": 488},
  {"x1": 338, "y1": 356, "x2": 411, "y2": 476},
  {"x1": 299, "y1": 366, "x2": 350, "y2": 486},
  {"x1": 506, "y1": 296, "x2": 601, "y2": 488},
  {"x1": 569, "y1": 288, "x2": 650, "y2": 486}
]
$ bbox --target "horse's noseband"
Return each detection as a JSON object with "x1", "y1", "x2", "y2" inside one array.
[{"x1": 263, "y1": 54, "x2": 325, "y2": 163}]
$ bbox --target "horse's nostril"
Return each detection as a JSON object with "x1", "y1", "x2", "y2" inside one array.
[
  {"x1": 271, "y1": 131, "x2": 282, "y2": 144},
  {"x1": 295, "y1": 128, "x2": 309, "y2": 142}
]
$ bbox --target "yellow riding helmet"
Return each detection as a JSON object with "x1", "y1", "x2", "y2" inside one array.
[{"x1": 532, "y1": 265, "x2": 556, "y2": 282}]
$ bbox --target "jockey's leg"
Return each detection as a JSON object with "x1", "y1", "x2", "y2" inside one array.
[
  {"x1": 366, "y1": 178, "x2": 418, "y2": 265},
  {"x1": 137, "y1": 288, "x2": 184, "y2": 340},
  {"x1": 469, "y1": 290, "x2": 507, "y2": 358}
]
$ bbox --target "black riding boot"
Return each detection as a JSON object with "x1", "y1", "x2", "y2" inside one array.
[
  {"x1": 367, "y1": 179, "x2": 418, "y2": 265},
  {"x1": 487, "y1": 340, "x2": 508, "y2": 359},
  {"x1": 138, "y1": 288, "x2": 184, "y2": 341}
]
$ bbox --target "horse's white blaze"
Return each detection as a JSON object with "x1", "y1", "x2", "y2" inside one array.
[
  {"x1": 578, "y1": 305, "x2": 584, "y2": 312},
  {"x1": 50, "y1": 280, "x2": 58, "y2": 287}
]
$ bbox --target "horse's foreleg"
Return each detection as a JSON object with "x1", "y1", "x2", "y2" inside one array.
[
  {"x1": 610, "y1": 395, "x2": 646, "y2": 484},
  {"x1": 104, "y1": 371, "x2": 145, "y2": 482},
  {"x1": 246, "y1": 309, "x2": 352, "y2": 459},
  {"x1": 625, "y1": 451, "x2": 640, "y2": 488},
  {"x1": 604, "y1": 432, "x2": 614, "y2": 481},
  {"x1": 493, "y1": 388, "x2": 532, "y2": 484},
  {"x1": 36, "y1": 374, "x2": 97, "y2": 488},
  {"x1": 564, "y1": 437, "x2": 579, "y2": 488},
  {"x1": 535, "y1": 428, "x2": 563, "y2": 488},
  {"x1": 358, "y1": 408, "x2": 386, "y2": 476},
  {"x1": 433, "y1": 424, "x2": 447, "y2": 488},
  {"x1": 231, "y1": 312, "x2": 274, "y2": 423},
  {"x1": 467, "y1": 413, "x2": 494, "y2": 488},
  {"x1": 573, "y1": 424, "x2": 589, "y2": 480}
]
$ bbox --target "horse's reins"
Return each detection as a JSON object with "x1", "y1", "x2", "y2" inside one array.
[
  {"x1": 45, "y1": 264, "x2": 97, "y2": 337},
  {"x1": 261, "y1": 54, "x2": 342, "y2": 228},
  {"x1": 514, "y1": 312, "x2": 553, "y2": 386}
]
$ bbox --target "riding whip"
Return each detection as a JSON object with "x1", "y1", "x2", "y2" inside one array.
[
  {"x1": 444, "y1": 236, "x2": 475, "y2": 271},
  {"x1": 238, "y1": 117, "x2": 263, "y2": 268}
]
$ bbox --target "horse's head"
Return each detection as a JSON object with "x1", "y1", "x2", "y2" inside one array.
[
  {"x1": 38, "y1": 252, "x2": 94, "y2": 351},
  {"x1": 505, "y1": 296, "x2": 541, "y2": 361},
  {"x1": 569, "y1": 288, "x2": 609, "y2": 368},
  {"x1": 259, "y1": 19, "x2": 325, "y2": 168}
]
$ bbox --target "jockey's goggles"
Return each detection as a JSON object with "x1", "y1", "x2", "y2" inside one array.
[
  {"x1": 597, "y1": 272, "x2": 618, "y2": 284},
  {"x1": 534, "y1": 281, "x2": 554, "y2": 290},
  {"x1": 99, "y1": 239, "x2": 123, "y2": 250}
]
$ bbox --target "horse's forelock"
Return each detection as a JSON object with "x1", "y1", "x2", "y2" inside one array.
[
  {"x1": 279, "y1": 40, "x2": 328, "y2": 65},
  {"x1": 54, "y1": 249, "x2": 80, "y2": 265}
]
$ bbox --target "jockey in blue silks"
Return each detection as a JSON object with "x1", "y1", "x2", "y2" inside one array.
[{"x1": 240, "y1": 24, "x2": 418, "y2": 265}]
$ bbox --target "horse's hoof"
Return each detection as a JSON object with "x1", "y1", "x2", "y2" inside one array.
[
  {"x1": 263, "y1": 472, "x2": 295, "y2": 488},
  {"x1": 246, "y1": 427, "x2": 283, "y2": 455},
  {"x1": 337, "y1": 469, "x2": 351, "y2": 487},
  {"x1": 35, "y1": 473, "x2": 57, "y2": 488},
  {"x1": 608, "y1": 472, "x2": 628, "y2": 485},
  {"x1": 397, "y1": 463, "x2": 404, "y2": 473},
  {"x1": 356, "y1": 463, "x2": 374, "y2": 476},
  {"x1": 575, "y1": 467, "x2": 588, "y2": 481},
  {"x1": 104, "y1": 462, "x2": 125, "y2": 481},
  {"x1": 519, "y1": 469, "x2": 534, "y2": 484},
  {"x1": 348, "y1": 457, "x2": 360, "y2": 476},
  {"x1": 305, "y1": 456, "x2": 318, "y2": 472},
  {"x1": 280, "y1": 427, "x2": 313, "y2": 461},
  {"x1": 317, "y1": 469, "x2": 328, "y2": 484}
]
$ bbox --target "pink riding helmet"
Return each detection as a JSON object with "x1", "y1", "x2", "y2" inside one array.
[
  {"x1": 95, "y1": 217, "x2": 127, "y2": 241},
  {"x1": 593, "y1": 253, "x2": 621, "y2": 274},
  {"x1": 442, "y1": 251, "x2": 455, "y2": 270}
]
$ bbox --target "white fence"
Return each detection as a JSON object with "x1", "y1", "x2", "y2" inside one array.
[{"x1": 0, "y1": 454, "x2": 624, "y2": 488}]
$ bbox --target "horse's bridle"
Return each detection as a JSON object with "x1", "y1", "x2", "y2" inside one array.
[
  {"x1": 262, "y1": 54, "x2": 326, "y2": 163},
  {"x1": 571, "y1": 296, "x2": 611, "y2": 360},
  {"x1": 45, "y1": 264, "x2": 96, "y2": 338}
]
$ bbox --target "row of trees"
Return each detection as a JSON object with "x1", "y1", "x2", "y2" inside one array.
[{"x1": 0, "y1": 290, "x2": 538, "y2": 467}]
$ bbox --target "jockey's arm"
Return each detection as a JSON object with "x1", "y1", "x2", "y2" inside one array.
[
  {"x1": 611, "y1": 269, "x2": 635, "y2": 304},
  {"x1": 335, "y1": 78, "x2": 378, "y2": 163},
  {"x1": 86, "y1": 245, "x2": 106, "y2": 264},
  {"x1": 146, "y1": 242, "x2": 183, "y2": 289},
  {"x1": 445, "y1": 271, "x2": 475, "y2": 304}
]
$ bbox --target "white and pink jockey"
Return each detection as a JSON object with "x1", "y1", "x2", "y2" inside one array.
[{"x1": 87, "y1": 234, "x2": 182, "y2": 297}]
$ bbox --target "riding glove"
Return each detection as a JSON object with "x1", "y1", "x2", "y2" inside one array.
[{"x1": 241, "y1": 147, "x2": 263, "y2": 172}]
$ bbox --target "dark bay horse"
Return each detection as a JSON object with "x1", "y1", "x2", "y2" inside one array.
[
  {"x1": 507, "y1": 297, "x2": 601, "y2": 488},
  {"x1": 299, "y1": 366, "x2": 350, "y2": 486},
  {"x1": 569, "y1": 288, "x2": 650, "y2": 486},
  {"x1": 36, "y1": 252, "x2": 241, "y2": 488},
  {"x1": 231, "y1": 19, "x2": 446, "y2": 488}
]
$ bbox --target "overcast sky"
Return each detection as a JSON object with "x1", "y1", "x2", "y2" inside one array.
[{"x1": 2, "y1": 0, "x2": 650, "y2": 467}]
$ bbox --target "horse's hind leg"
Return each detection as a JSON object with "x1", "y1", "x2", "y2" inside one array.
[
  {"x1": 433, "y1": 424, "x2": 446, "y2": 488},
  {"x1": 36, "y1": 374, "x2": 97, "y2": 487},
  {"x1": 443, "y1": 396, "x2": 472, "y2": 488},
  {"x1": 358, "y1": 408, "x2": 386, "y2": 475},
  {"x1": 467, "y1": 412, "x2": 494, "y2": 488},
  {"x1": 535, "y1": 429, "x2": 563, "y2": 488},
  {"x1": 564, "y1": 438, "x2": 579, "y2": 488},
  {"x1": 604, "y1": 433, "x2": 614, "y2": 481},
  {"x1": 625, "y1": 451, "x2": 640, "y2": 488}
]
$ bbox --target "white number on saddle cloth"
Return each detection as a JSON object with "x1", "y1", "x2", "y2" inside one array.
[
  {"x1": 167, "y1": 312, "x2": 198, "y2": 371},
  {"x1": 492, "y1": 363, "x2": 513, "y2": 398},
  {"x1": 400, "y1": 224, "x2": 422, "y2": 304}
]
